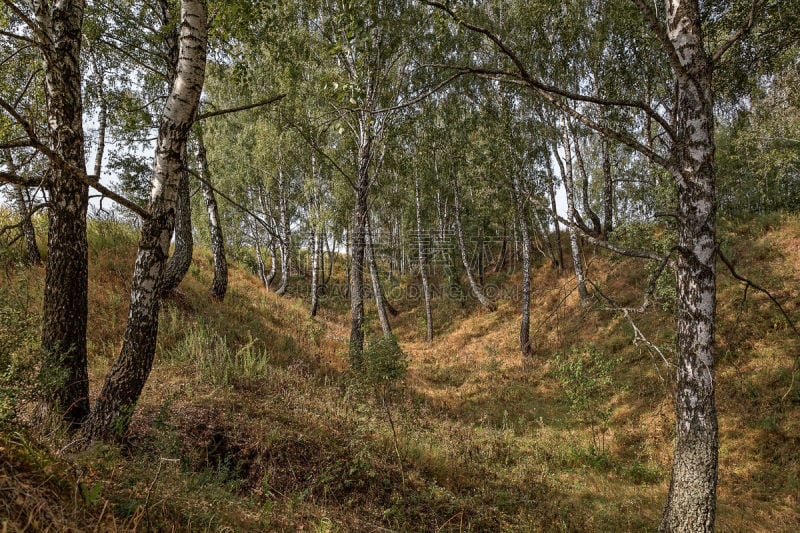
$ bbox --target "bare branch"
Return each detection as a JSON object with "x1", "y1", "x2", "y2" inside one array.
[
  {"x1": 717, "y1": 246, "x2": 800, "y2": 402},
  {"x1": 0, "y1": 29, "x2": 36, "y2": 45},
  {"x1": 523, "y1": 190, "x2": 666, "y2": 261},
  {"x1": 442, "y1": 65, "x2": 672, "y2": 169},
  {"x1": 717, "y1": 247, "x2": 799, "y2": 338},
  {"x1": 186, "y1": 168, "x2": 282, "y2": 243},
  {"x1": 0, "y1": 170, "x2": 41, "y2": 187},
  {"x1": 194, "y1": 93, "x2": 286, "y2": 122},
  {"x1": 86, "y1": 174, "x2": 150, "y2": 219},
  {"x1": 0, "y1": 201, "x2": 49, "y2": 239},
  {"x1": 366, "y1": 70, "x2": 467, "y2": 114},
  {"x1": 588, "y1": 278, "x2": 673, "y2": 374}
]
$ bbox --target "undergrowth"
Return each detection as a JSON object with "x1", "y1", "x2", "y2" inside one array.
[{"x1": 0, "y1": 215, "x2": 798, "y2": 531}]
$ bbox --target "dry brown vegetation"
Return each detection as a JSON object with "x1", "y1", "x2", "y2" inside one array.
[{"x1": 1, "y1": 212, "x2": 798, "y2": 531}]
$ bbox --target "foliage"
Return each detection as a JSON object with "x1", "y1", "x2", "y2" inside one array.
[
  {"x1": 552, "y1": 345, "x2": 620, "y2": 455},
  {"x1": 0, "y1": 285, "x2": 63, "y2": 423},
  {"x1": 361, "y1": 335, "x2": 407, "y2": 388}
]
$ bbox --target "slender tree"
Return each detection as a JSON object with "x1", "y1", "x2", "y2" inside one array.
[
  {"x1": 83, "y1": 0, "x2": 207, "y2": 441},
  {"x1": 197, "y1": 129, "x2": 227, "y2": 300},
  {"x1": 414, "y1": 174, "x2": 433, "y2": 342}
]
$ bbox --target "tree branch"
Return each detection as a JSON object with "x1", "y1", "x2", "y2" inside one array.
[
  {"x1": 717, "y1": 247, "x2": 799, "y2": 338},
  {"x1": 186, "y1": 168, "x2": 282, "y2": 243},
  {"x1": 629, "y1": 0, "x2": 689, "y2": 78},
  {"x1": 1, "y1": 1, "x2": 39, "y2": 39},
  {"x1": 0, "y1": 201, "x2": 49, "y2": 240},
  {"x1": 711, "y1": 0, "x2": 768, "y2": 65},
  {"x1": 86, "y1": 174, "x2": 150, "y2": 219},
  {"x1": 523, "y1": 190, "x2": 666, "y2": 262},
  {"x1": 0, "y1": 170, "x2": 41, "y2": 187},
  {"x1": 194, "y1": 94, "x2": 286, "y2": 122},
  {"x1": 440, "y1": 65, "x2": 672, "y2": 169},
  {"x1": 0, "y1": 29, "x2": 36, "y2": 46},
  {"x1": 423, "y1": 1, "x2": 677, "y2": 146}
]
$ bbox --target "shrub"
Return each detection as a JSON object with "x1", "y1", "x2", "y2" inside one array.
[
  {"x1": 0, "y1": 286, "x2": 60, "y2": 423},
  {"x1": 552, "y1": 345, "x2": 619, "y2": 455}
]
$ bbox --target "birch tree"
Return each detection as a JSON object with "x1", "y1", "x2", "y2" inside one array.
[
  {"x1": 83, "y1": 0, "x2": 207, "y2": 441},
  {"x1": 424, "y1": 0, "x2": 778, "y2": 528}
]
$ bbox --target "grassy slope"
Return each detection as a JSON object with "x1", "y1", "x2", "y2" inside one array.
[{"x1": 1, "y1": 213, "x2": 798, "y2": 532}]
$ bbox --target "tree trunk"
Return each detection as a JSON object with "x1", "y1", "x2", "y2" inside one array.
[
  {"x1": 325, "y1": 236, "x2": 335, "y2": 286},
  {"x1": 13, "y1": 184, "x2": 41, "y2": 265},
  {"x1": 35, "y1": 0, "x2": 91, "y2": 427},
  {"x1": 159, "y1": 143, "x2": 192, "y2": 295},
  {"x1": 494, "y1": 223, "x2": 507, "y2": 273},
  {"x1": 554, "y1": 140, "x2": 589, "y2": 305},
  {"x1": 452, "y1": 176, "x2": 496, "y2": 312},
  {"x1": 82, "y1": 0, "x2": 207, "y2": 441},
  {"x1": 572, "y1": 130, "x2": 602, "y2": 236},
  {"x1": 534, "y1": 209, "x2": 558, "y2": 268},
  {"x1": 197, "y1": 131, "x2": 227, "y2": 300},
  {"x1": 366, "y1": 219, "x2": 392, "y2": 337},
  {"x1": 546, "y1": 163, "x2": 564, "y2": 270},
  {"x1": 602, "y1": 137, "x2": 614, "y2": 238},
  {"x1": 92, "y1": 78, "x2": 107, "y2": 179},
  {"x1": 512, "y1": 173, "x2": 532, "y2": 357},
  {"x1": 310, "y1": 227, "x2": 320, "y2": 317},
  {"x1": 477, "y1": 226, "x2": 485, "y2": 285},
  {"x1": 254, "y1": 235, "x2": 268, "y2": 287},
  {"x1": 659, "y1": 1, "x2": 718, "y2": 530},
  {"x1": 3, "y1": 151, "x2": 41, "y2": 265},
  {"x1": 415, "y1": 176, "x2": 433, "y2": 342},
  {"x1": 349, "y1": 134, "x2": 370, "y2": 368},
  {"x1": 266, "y1": 243, "x2": 277, "y2": 287},
  {"x1": 275, "y1": 168, "x2": 290, "y2": 296}
]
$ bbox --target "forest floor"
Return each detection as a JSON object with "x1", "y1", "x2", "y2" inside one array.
[{"x1": 1, "y1": 212, "x2": 799, "y2": 531}]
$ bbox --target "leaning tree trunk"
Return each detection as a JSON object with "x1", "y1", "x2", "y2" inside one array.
[
  {"x1": 511, "y1": 173, "x2": 532, "y2": 357},
  {"x1": 159, "y1": 143, "x2": 192, "y2": 294},
  {"x1": 82, "y1": 0, "x2": 207, "y2": 441},
  {"x1": 255, "y1": 236, "x2": 268, "y2": 287},
  {"x1": 534, "y1": 209, "x2": 558, "y2": 268},
  {"x1": 658, "y1": 1, "x2": 718, "y2": 530},
  {"x1": 415, "y1": 176, "x2": 433, "y2": 342},
  {"x1": 4, "y1": 151, "x2": 41, "y2": 265},
  {"x1": 197, "y1": 130, "x2": 227, "y2": 300},
  {"x1": 266, "y1": 242, "x2": 277, "y2": 287},
  {"x1": 34, "y1": 1, "x2": 91, "y2": 426},
  {"x1": 452, "y1": 176, "x2": 496, "y2": 312},
  {"x1": 366, "y1": 220, "x2": 392, "y2": 338}
]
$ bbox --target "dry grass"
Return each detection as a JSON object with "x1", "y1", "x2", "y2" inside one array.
[{"x1": 1, "y1": 212, "x2": 799, "y2": 531}]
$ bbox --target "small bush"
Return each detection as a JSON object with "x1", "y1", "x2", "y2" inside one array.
[
  {"x1": 0, "y1": 286, "x2": 59, "y2": 422},
  {"x1": 552, "y1": 345, "x2": 619, "y2": 455},
  {"x1": 362, "y1": 336, "x2": 407, "y2": 387}
]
